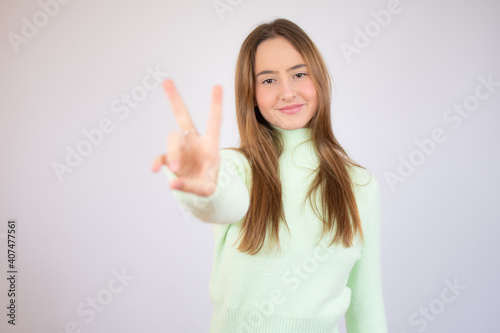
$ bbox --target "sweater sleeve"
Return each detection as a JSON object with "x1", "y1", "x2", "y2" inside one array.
[
  {"x1": 345, "y1": 176, "x2": 388, "y2": 332},
  {"x1": 163, "y1": 149, "x2": 250, "y2": 224}
]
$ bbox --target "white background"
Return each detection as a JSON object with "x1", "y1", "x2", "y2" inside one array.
[{"x1": 1, "y1": 0, "x2": 499, "y2": 332}]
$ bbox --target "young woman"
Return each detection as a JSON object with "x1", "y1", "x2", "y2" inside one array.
[{"x1": 152, "y1": 18, "x2": 388, "y2": 333}]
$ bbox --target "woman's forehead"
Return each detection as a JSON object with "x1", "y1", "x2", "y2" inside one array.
[{"x1": 254, "y1": 36, "x2": 306, "y2": 73}]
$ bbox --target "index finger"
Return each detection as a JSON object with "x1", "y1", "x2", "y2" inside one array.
[
  {"x1": 162, "y1": 80, "x2": 196, "y2": 132},
  {"x1": 205, "y1": 85, "x2": 223, "y2": 145}
]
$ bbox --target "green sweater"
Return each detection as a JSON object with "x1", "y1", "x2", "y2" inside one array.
[{"x1": 164, "y1": 126, "x2": 388, "y2": 333}]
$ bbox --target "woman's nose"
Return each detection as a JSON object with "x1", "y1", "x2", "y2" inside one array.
[{"x1": 279, "y1": 80, "x2": 296, "y2": 100}]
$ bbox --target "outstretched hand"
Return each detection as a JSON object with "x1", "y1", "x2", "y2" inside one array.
[{"x1": 151, "y1": 80, "x2": 223, "y2": 197}]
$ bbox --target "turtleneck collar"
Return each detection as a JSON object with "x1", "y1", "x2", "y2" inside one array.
[
  {"x1": 270, "y1": 124, "x2": 318, "y2": 166},
  {"x1": 271, "y1": 124, "x2": 313, "y2": 149}
]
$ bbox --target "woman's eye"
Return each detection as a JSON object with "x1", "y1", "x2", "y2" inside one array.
[
  {"x1": 262, "y1": 79, "x2": 275, "y2": 84},
  {"x1": 294, "y1": 73, "x2": 307, "y2": 78}
]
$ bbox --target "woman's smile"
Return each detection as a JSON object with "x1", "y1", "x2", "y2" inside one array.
[{"x1": 278, "y1": 104, "x2": 304, "y2": 114}]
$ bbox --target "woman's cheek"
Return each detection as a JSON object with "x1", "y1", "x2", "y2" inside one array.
[
  {"x1": 258, "y1": 90, "x2": 274, "y2": 110},
  {"x1": 303, "y1": 80, "x2": 317, "y2": 98}
]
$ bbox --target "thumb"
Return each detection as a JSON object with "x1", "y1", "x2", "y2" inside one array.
[{"x1": 170, "y1": 177, "x2": 218, "y2": 197}]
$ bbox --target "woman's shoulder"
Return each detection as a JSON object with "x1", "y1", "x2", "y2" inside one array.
[
  {"x1": 347, "y1": 164, "x2": 380, "y2": 205},
  {"x1": 220, "y1": 147, "x2": 247, "y2": 159},
  {"x1": 220, "y1": 148, "x2": 250, "y2": 168},
  {"x1": 348, "y1": 164, "x2": 377, "y2": 185},
  {"x1": 219, "y1": 147, "x2": 251, "y2": 185}
]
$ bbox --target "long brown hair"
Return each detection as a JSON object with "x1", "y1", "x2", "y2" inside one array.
[{"x1": 228, "y1": 18, "x2": 367, "y2": 255}]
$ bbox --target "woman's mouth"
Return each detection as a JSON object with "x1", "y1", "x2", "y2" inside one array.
[{"x1": 278, "y1": 104, "x2": 303, "y2": 115}]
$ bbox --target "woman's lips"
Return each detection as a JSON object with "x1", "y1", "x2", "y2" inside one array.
[{"x1": 278, "y1": 104, "x2": 303, "y2": 115}]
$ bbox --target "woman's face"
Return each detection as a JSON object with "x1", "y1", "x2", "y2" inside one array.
[{"x1": 253, "y1": 36, "x2": 318, "y2": 130}]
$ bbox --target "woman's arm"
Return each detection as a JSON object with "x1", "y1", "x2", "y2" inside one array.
[{"x1": 345, "y1": 176, "x2": 388, "y2": 332}]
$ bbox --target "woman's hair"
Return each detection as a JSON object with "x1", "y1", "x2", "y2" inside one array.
[{"x1": 228, "y1": 18, "x2": 367, "y2": 255}]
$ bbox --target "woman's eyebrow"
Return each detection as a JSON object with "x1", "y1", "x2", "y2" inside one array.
[{"x1": 255, "y1": 64, "x2": 306, "y2": 78}]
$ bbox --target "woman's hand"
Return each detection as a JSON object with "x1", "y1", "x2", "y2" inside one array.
[{"x1": 151, "y1": 80, "x2": 223, "y2": 197}]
